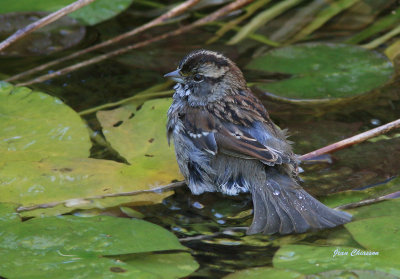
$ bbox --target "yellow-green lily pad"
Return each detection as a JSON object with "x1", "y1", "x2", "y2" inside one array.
[
  {"x1": 96, "y1": 98, "x2": 183, "y2": 186},
  {"x1": 0, "y1": 81, "x2": 90, "y2": 161},
  {"x1": 0, "y1": 82, "x2": 179, "y2": 216}
]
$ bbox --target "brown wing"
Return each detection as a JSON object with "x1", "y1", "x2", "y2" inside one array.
[{"x1": 182, "y1": 92, "x2": 292, "y2": 165}]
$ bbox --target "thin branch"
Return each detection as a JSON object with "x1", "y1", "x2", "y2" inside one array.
[
  {"x1": 300, "y1": 118, "x2": 400, "y2": 160},
  {"x1": 17, "y1": 181, "x2": 186, "y2": 212},
  {"x1": 335, "y1": 191, "x2": 400, "y2": 210},
  {"x1": 0, "y1": 0, "x2": 96, "y2": 52},
  {"x1": 15, "y1": 0, "x2": 254, "y2": 86},
  {"x1": 5, "y1": 0, "x2": 202, "y2": 82}
]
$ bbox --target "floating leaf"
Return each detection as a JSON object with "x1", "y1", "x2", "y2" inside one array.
[
  {"x1": 345, "y1": 216, "x2": 400, "y2": 255},
  {"x1": 0, "y1": 203, "x2": 20, "y2": 224},
  {"x1": 273, "y1": 193, "x2": 400, "y2": 277},
  {"x1": 0, "y1": 207, "x2": 198, "y2": 279},
  {"x1": 347, "y1": 199, "x2": 400, "y2": 220},
  {"x1": 273, "y1": 244, "x2": 400, "y2": 276},
  {"x1": 69, "y1": 0, "x2": 134, "y2": 26},
  {"x1": 246, "y1": 43, "x2": 394, "y2": 100},
  {"x1": 0, "y1": 0, "x2": 134, "y2": 26},
  {"x1": 0, "y1": 81, "x2": 90, "y2": 162},
  {"x1": 96, "y1": 98, "x2": 183, "y2": 184},
  {"x1": 0, "y1": 82, "x2": 178, "y2": 216},
  {"x1": 223, "y1": 266, "x2": 398, "y2": 279},
  {"x1": 223, "y1": 267, "x2": 303, "y2": 279},
  {"x1": 320, "y1": 176, "x2": 400, "y2": 208}
]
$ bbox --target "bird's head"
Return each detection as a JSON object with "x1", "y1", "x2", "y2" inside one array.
[{"x1": 165, "y1": 50, "x2": 247, "y2": 106}]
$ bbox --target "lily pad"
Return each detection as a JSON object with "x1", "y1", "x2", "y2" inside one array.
[
  {"x1": 0, "y1": 0, "x2": 134, "y2": 26},
  {"x1": 246, "y1": 43, "x2": 394, "y2": 102},
  {"x1": 320, "y1": 176, "x2": 400, "y2": 208},
  {"x1": 0, "y1": 81, "x2": 90, "y2": 162},
  {"x1": 273, "y1": 244, "x2": 400, "y2": 277},
  {"x1": 223, "y1": 267, "x2": 303, "y2": 279},
  {"x1": 96, "y1": 98, "x2": 183, "y2": 185},
  {"x1": 345, "y1": 216, "x2": 400, "y2": 254},
  {"x1": 0, "y1": 207, "x2": 198, "y2": 279},
  {"x1": 273, "y1": 192, "x2": 400, "y2": 277},
  {"x1": 0, "y1": 82, "x2": 180, "y2": 216},
  {"x1": 223, "y1": 267, "x2": 398, "y2": 279}
]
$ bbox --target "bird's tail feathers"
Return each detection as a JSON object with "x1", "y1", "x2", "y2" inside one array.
[{"x1": 248, "y1": 169, "x2": 352, "y2": 235}]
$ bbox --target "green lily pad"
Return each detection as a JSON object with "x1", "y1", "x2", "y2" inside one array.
[
  {"x1": 223, "y1": 267, "x2": 303, "y2": 279},
  {"x1": 0, "y1": 81, "x2": 90, "y2": 161},
  {"x1": 246, "y1": 43, "x2": 394, "y2": 101},
  {"x1": 0, "y1": 207, "x2": 198, "y2": 279},
  {"x1": 223, "y1": 267, "x2": 398, "y2": 279},
  {"x1": 348, "y1": 199, "x2": 400, "y2": 220},
  {"x1": 310, "y1": 270, "x2": 399, "y2": 279},
  {"x1": 320, "y1": 176, "x2": 400, "y2": 208},
  {"x1": 0, "y1": 215, "x2": 183, "y2": 254},
  {"x1": 274, "y1": 192, "x2": 400, "y2": 277},
  {"x1": 0, "y1": 203, "x2": 20, "y2": 224},
  {"x1": 345, "y1": 216, "x2": 400, "y2": 254},
  {"x1": 0, "y1": 0, "x2": 134, "y2": 26},
  {"x1": 70, "y1": 0, "x2": 134, "y2": 26},
  {"x1": 0, "y1": 82, "x2": 179, "y2": 216},
  {"x1": 273, "y1": 244, "x2": 400, "y2": 276}
]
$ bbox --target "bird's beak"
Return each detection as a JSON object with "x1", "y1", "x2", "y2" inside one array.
[{"x1": 164, "y1": 69, "x2": 185, "y2": 84}]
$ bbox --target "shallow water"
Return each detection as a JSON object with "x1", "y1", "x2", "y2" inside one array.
[{"x1": 1, "y1": 1, "x2": 399, "y2": 278}]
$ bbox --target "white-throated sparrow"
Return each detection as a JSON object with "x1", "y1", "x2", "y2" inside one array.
[{"x1": 165, "y1": 49, "x2": 351, "y2": 235}]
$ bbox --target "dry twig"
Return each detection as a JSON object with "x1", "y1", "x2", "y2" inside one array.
[
  {"x1": 17, "y1": 181, "x2": 186, "y2": 212},
  {"x1": 300, "y1": 118, "x2": 400, "y2": 160},
  {"x1": 335, "y1": 191, "x2": 400, "y2": 210},
  {"x1": 0, "y1": 0, "x2": 96, "y2": 52}
]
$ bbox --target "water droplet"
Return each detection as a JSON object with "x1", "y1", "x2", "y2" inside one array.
[
  {"x1": 273, "y1": 190, "x2": 280, "y2": 196},
  {"x1": 298, "y1": 194, "x2": 303, "y2": 200},
  {"x1": 279, "y1": 251, "x2": 295, "y2": 260},
  {"x1": 192, "y1": 201, "x2": 204, "y2": 209},
  {"x1": 371, "y1": 118, "x2": 381, "y2": 126}
]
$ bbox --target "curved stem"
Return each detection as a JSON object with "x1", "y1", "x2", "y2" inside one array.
[{"x1": 300, "y1": 118, "x2": 400, "y2": 160}]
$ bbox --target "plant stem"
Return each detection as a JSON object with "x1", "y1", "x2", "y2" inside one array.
[{"x1": 300, "y1": 118, "x2": 400, "y2": 160}]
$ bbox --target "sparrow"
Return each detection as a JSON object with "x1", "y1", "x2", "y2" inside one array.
[{"x1": 165, "y1": 49, "x2": 351, "y2": 235}]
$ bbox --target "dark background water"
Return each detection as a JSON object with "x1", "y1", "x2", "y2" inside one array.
[{"x1": 1, "y1": 0, "x2": 399, "y2": 277}]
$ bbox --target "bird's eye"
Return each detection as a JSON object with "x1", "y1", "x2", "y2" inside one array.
[{"x1": 193, "y1": 74, "x2": 204, "y2": 82}]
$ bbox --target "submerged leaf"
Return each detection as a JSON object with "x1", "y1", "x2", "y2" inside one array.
[
  {"x1": 246, "y1": 43, "x2": 394, "y2": 100},
  {"x1": 0, "y1": 12, "x2": 85, "y2": 56}
]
